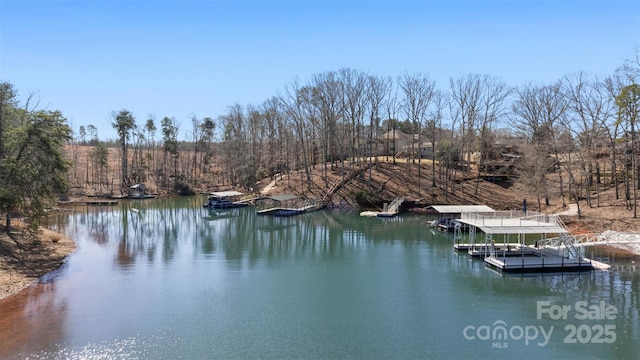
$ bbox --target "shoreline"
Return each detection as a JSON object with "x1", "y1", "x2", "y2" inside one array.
[
  {"x1": 0, "y1": 227, "x2": 76, "y2": 301},
  {"x1": 2, "y1": 213, "x2": 640, "y2": 301}
]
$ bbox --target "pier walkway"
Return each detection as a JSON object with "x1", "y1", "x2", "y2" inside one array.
[
  {"x1": 539, "y1": 231, "x2": 640, "y2": 249},
  {"x1": 376, "y1": 196, "x2": 404, "y2": 217},
  {"x1": 360, "y1": 196, "x2": 405, "y2": 217}
]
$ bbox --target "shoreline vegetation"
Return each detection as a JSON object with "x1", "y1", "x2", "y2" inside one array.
[
  {"x1": 3, "y1": 61, "x2": 640, "y2": 299},
  {"x1": 3, "y1": 154, "x2": 640, "y2": 300},
  {"x1": 3, "y1": 153, "x2": 640, "y2": 300},
  {"x1": 1, "y1": 192, "x2": 640, "y2": 301}
]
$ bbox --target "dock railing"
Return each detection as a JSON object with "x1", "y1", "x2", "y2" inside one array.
[
  {"x1": 460, "y1": 210, "x2": 562, "y2": 227},
  {"x1": 539, "y1": 232, "x2": 640, "y2": 249}
]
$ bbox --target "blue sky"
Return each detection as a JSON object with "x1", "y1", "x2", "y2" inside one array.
[{"x1": 1, "y1": 0, "x2": 639, "y2": 140}]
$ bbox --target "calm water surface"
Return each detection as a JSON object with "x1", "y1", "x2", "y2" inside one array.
[{"x1": 0, "y1": 197, "x2": 638, "y2": 359}]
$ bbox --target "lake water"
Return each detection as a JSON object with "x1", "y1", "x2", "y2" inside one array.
[{"x1": 1, "y1": 197, "x2": 638, "y2": 359}]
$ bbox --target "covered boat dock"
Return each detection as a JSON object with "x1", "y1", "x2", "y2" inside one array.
[
  {"x1": 455, "y1": 210, "x2": 608, "y2": 273},
  {"x1": 203, "y1": 191, "x2": 250, "y2": 208},
  {"x1": 427, "y1": 205, "x2": 495, "y2": 217}
]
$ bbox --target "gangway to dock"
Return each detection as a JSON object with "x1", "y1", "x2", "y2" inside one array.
[
  {"x1": 377, "y1": 196, "x2": 404, "y2": 217},
  {"x1": 542, "y1": 231, "x2": 640, "y2": 248},
  {"x1": 360, "y1": 196, "x2": 404, "y2": 217}
]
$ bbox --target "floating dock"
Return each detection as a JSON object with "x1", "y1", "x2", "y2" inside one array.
[
  {"x1": 256, "y1": 194, "x2": 324, "y2": 217},
  {"x1": 484, "y1": 254, "x2": 600, "y2": 273},
  {"x1": 257, "y1": 204, "x2": 322, "y2": 217},
  {"x1": 454, "y1": 243, "x2": 538, "y2": 257},
  {"x1": 454, "y1": 210, "x2": 609, "y2": 273},
  {"x1": 85, "y1": 200, "x2": 118, "y2": 205}
]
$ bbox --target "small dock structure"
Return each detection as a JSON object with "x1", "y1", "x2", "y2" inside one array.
[
  {"x1": 360, "y1": 196, "x2": 404, "y2": 217},
  {"x1": 203, "y1": 191, "x2": 251, "y2": 209},
  {"x1": 85, "y1": 200, "x2": 118, "y2": 205},
  {"x1": 256, "y1": 194, "x2": 324, "y2": 217},
  {"x1": 455, "y1": 210, "x2": 609, "y2": 273},
  {"x1": 129, "y1": 184, "x2": 155, "y2": 199}
]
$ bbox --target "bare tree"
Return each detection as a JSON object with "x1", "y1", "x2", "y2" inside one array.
[
  {"x1": 603, "y1": 75, "x2": 627, "y2": 200},
  {"x1": 511, "y1": 82, "x2": 567, "y2": 210},
  {"x1": 339, "y1": 68, "x2": 369, "y2": 168},
  {"x1": 310, "y1": 71, "x2": 343, "y2": 183},
  {"x1": 616, "y1": 83, "x2": 640, "y2": 218},
  {"x1": 447, "y1": 74, "x2": 508, "y2": 196},
  {"x1": 426, "y1": 91, "x2": 446, "y2": 188},
  {"x1": 449, "y1": 74, "x2": 482, "y2": 174},
  {"x1": 385, "y1": 87, "x2": 400, "y2": 164},
  {"x1": 261, "y1": 97, "x2": 285, "y2": 182},
  {"x1": 563, "y1": 72, "x2": 620, "y2": 208},
  {"x1": 280, "y1": 79, "x2": 314, "y2": 190},
  {"x1": 473, "y1": 76, "x2": 509, "y2": 195},
  {"x1": 399, "y1": 72, "x2": 437, "y2": 196},
  {"x1": 366, "y1": 74, "x2": 392, "y2": 184}
]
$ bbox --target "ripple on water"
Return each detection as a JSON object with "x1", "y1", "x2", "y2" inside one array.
[{"x1": 23, "y1": 334, "x2": 182, "y2": 360}]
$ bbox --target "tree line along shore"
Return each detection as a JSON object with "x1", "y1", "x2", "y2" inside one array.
[{"x1": 3, "y1": 55, "x2": 640, "y2": 298}]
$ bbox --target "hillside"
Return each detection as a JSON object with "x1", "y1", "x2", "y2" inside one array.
[
  {"x1": 61, "y1": 145, "x2": 640, "y2": 234},
  {"x1": 255, "y1": 160, "x2": 522, "y2": 209},
  {"x1": 253, "y1": 159, "x2": 640, "y2": 235}
]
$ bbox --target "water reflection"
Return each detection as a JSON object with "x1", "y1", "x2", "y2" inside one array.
[
  {"x1": 0, "y1": 282, "x2": 67, "y2": 357},
  {"x1": 1, "y1": 198, "x2": 638, "y2": 359},
  {"x1": 55, "y1": 202, "x2": 432, "y2": 270}
]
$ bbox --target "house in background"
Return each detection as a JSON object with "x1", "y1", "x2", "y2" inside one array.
[
  {"x1": 401, "y1": 141, "x2": 436, "y2": 159},
  {"x1": 377, "y1": 130, "x2": 413, "y2": 156}
]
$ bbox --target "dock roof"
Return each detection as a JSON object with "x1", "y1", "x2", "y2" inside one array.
[
  {"x1": 209, "y1": 191, "x2": 244, "y2": 197},
  {"x1": 458, "y1": 211, "x2": 568, "y2": 235},
  {"x1": 428, "y1": 205, "x2": 495, "y2": 214}
]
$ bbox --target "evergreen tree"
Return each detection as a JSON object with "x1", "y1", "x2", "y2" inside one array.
[{"x1": 0, "y1": 82, "x2": 72, "y2": 230}]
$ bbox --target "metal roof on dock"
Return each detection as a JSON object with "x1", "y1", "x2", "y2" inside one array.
[
  {"x1": 458, "y1": 211, "x2": 568, "y2": 234},
  {"x1": 427, "y1": 205, "x2": 495, "y2": 214},
  {"x1": 208, "y1": 191, "x2": 244, "y2": 197}
]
